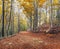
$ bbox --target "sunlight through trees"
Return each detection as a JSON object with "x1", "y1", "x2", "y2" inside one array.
[{"x1": 0, "y1": 0, "x2": 60, "y2": 37}]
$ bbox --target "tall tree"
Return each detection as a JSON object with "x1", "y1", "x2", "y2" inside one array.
[
  {"x1": 33, "y1": 0, "x2": 38, "y2": 32},
  {"x1": 49, "y1": 0, "x2": 53, "y2": 28},
  {"x1": 2, "y1": 0, "x2": 4, "y2": 37},
  {"x1": 11, "y1": 0, "x2": 14, "y2": 34},
  {"x1": 6, "y1": 0, "x2": 13, "y2": 36},
  {"x1": 4, "y1": 1, "x2": 9, "y2": 36}
]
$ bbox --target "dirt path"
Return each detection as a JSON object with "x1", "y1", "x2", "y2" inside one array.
[{"x1": 0, "y1": 31, "x2": 60, "y2": 49}]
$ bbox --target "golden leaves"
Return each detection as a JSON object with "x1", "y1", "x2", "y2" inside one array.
[
  {"x1": 53, "y1": 0, "x2": 58, "y2": 4},
  {"x1": 24, "y1": 0, "x2": 33, "y2": 2},
  {"x1": 0, "y1": 0, "x2": 2, "y2": 5},
  {"x1": 52, "y1": 0, "x2": 59, "y2": 6},
  {"x1": 39, "y1": 0, "x2": 46, "y2": 7},
  {"x1": 0, "y1": 5, "x2": 2, "y2": 14},
  {"x1": 0, "y1": 0, "x2": 2, "y2": 14}
]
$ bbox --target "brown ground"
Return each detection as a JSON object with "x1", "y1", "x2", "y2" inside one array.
[{"x1": 0, "y1": 31, "x2": 60, "y2": 49}]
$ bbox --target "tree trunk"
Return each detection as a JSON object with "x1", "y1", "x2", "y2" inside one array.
[
  {"x1": 11, "y1": 0, "x2": 14, "y2": 34},
  {"x1": 2, "y1": 0, "x2": 4, "y2": 37},
  {"x1": 29, "y1": 14, "x2": 32, "y2": 30},
  {"x1": 50, "y1": 0, "x2": 53, "y2": 28},
  {"x1": 6, "y1": 0, "x2": 12, "y2": 36},
  {"x1": 33, "y1": 0, "x2": 38, "y2": 33},
  {"x1": 18, "y1": 9, "x2": 20, "y2": 32}
]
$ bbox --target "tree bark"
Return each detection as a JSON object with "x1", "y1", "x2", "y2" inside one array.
[
  {"x1": 50, "y1": 0, "x2": 53, "y2": 28},
  {"x1": 33, "y1": 0, "x2": 38, "y2": 32},
  {"x1": 6, "y1": 0, "x2": 12, "y2": 36},
  {"x1": 2, "y1": 0, "x2": 4, "y2": 37}
]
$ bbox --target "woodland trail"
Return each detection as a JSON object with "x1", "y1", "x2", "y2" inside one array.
[{"x1": 0, "y1": 31, "x2": 60, "y2": 49}]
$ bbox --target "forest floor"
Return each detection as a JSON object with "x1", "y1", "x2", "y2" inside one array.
[{"x1": 0, "y1": 31, "x2": 60, "y2": 49}]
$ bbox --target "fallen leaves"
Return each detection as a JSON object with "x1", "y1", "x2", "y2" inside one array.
[{"x1": 0, "y1": 31, "x2": 60, "y2": 49}]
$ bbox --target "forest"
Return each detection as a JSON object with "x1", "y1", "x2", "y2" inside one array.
[{"x1": 0, "y1": 0, "x2": 60, "y2": 49}]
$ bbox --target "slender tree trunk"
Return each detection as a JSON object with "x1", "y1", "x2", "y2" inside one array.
[
  {"x1": 18, "y1": 9, "x2": 20, "y2": 32},
  {"x1": 33, "y1": 0, "x2": 38, "y2": 32},
  {"x1": 6, "y1": 0, "x2": 12, "y2": 36},
  {"x1": 5, "y1": 1, "x2": 8, "y2": 36},
  {"x1": 2, "y1": 0, "x2": 4, "y2": 37},
  {"x1": 11, "y1": 0, "x2": 14, "y2": 34},
  {"x1": 39, "y1": 7, "x2": 41, "y2": 26},
  {"x1": 29, "y1": 13, "x2": 32, "y2": 30},
  {"x1": 46, "y1": 2, "x2": 47, "y2": 24},
  {"x1": 10, "y1": 16, "x2": 14, "y2": 35},
  {"x1": 50, "y1": 0, "x2": 53, "y2": 28}
]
